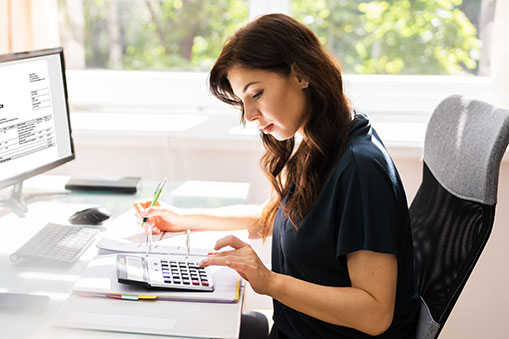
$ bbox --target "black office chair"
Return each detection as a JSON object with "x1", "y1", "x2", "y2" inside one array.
[{"x1": 409, "y1": 95, "x2": 509, "y2": 339}]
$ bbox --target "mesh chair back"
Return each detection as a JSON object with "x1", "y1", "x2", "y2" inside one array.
[{"x1": 409, "y1": 95, "x2": 509, "y2": 339}]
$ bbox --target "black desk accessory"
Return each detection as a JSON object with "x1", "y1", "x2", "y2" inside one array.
[{"x1": 65, "y1": 176, "x2": 141, "y2": 194}]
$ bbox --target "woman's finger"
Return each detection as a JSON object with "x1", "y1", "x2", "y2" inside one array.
[
  {"x1": 199, "y1": 255, "x2": 231, "y2": 267},
  {"x1": 139, "y1": 205, "x2": 167, "y2": 218},
  {"x1": 135, "y1": 212, "x2": 151, "y2": 225},
  {"x1": 133, "y1": 200, "x2": 150, "y2": 211},
  {"x1": 209, "y1": 249, "x2": 236, "y2": 258},
  {"x1": 214, "y1": 235, "x2": 248, "y2": 251},
  {"x1": 133, "y1": 200, "x2": 160, "y2": 213}
]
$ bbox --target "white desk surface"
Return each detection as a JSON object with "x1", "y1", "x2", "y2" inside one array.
[{"x1": 0, "y1": 175, "x2": 249, "y2": 339}]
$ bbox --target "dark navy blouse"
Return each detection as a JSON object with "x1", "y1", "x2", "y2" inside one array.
[{"x1": 271, "y1": 113, "x2": 419, "y2": 338}]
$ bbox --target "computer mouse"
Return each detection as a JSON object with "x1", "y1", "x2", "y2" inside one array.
[{"x1": 69, "y1": 207, "x2": 111, "y2": 225}]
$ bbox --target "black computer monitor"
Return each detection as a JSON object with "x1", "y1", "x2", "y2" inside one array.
[{"x1": 0, "y1": 48, "x2": 75, "y2": 213}]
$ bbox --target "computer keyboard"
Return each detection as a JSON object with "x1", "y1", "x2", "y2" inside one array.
[{"x1": 9, "y1": 223, "x2": 99, "y2": 263}]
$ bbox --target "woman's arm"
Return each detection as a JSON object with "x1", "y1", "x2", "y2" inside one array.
[
  {"x1": 201, "y1": 237, "x2": 397, "y2": 336},
  {"x1": 133, "y1": 200, "x2": 269, "y2": 237},
  {"x1": 268, "y1": 250, "x2": 397, "y2": 335},
  {"x1": 173, "y1": 204, "x2": 264, "y2": 235}
]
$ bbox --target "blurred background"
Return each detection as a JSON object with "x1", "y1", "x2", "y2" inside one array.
[{"x1": 62, "y1": 0, "x2": 489, "y2": 75}]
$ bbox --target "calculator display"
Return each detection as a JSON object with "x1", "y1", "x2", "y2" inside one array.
[{"x1": 126, "y1": 256, "x2": 144, "y2": 281}]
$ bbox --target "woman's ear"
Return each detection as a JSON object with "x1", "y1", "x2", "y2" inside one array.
[{"x1": 291, "y1": 64, "x2": 309, "y2": 89}]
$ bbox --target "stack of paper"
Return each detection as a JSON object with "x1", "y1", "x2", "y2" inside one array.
[{"x1": 96, "y1": 237, "x2": 210, "y2": 256}]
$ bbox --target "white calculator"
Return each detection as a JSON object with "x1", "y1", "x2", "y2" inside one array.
[{"x1": 116, "y1": 254, "x2": 214, "y2": 292}]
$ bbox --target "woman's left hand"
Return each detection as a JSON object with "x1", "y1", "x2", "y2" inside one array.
[{"x1": 199, "y1": 235, "x2": 274, "y2": 295}]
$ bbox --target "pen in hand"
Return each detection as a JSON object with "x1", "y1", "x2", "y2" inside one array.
[{"x1": 142, "y1": 177, "x2": 167, "y2": 257}]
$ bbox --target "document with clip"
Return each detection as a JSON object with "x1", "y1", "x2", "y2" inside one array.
[{"x1": 72, "y1": 254, "x2": 242, "y2": 303}]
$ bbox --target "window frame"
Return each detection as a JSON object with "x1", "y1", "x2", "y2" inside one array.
[{"x1": 66, "y1": 69, "x2": 493, "y2": 119}]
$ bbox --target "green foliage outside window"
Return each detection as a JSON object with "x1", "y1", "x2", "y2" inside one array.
[
  {"x1": 82, "y1": 0, "x2": 480, "y2": 75},
  {"x1": 84, "y1": 0, "x2": 248, "y2": 71},
  {"x1": 292, "y1": 0, "x2": 480, "y2": 74}
]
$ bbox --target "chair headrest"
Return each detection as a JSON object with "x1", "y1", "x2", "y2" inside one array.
[{"x1": 423, "y1": 95, "x2": 509, "y2": 205}]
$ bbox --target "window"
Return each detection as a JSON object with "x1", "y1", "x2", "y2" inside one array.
[
  {"x1": 57, "y1": 0, "x2": 497, "y2": 122},
  {"x1": 60, "y1": 0, "x2": 249, "y2": 71},
  {"x1": 60, "y1": 0, "x2": 490, "y2": 76},
  {"x1": 292, "y1": 0, "x2": 486, "y2": 75}
]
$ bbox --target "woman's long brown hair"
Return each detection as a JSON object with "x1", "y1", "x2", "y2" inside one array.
[{"x1": 209, "y1": 14, "x2": 352, "y2": 239}]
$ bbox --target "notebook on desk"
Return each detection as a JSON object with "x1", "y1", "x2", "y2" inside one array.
[{"x1": 51, "y1": 289, "x2": 244, "y2": 338}]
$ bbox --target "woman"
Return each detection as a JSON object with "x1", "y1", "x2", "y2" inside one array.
[{"x1": 134, "y1": 13, "x2": 419, "y2": 338}]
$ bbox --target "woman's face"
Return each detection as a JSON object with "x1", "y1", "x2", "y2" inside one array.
[{"x1": 227, "y1": 65, "x2": 310, "y2": 141}]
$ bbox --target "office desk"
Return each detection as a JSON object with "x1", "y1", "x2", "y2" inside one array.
[{"x1": 0, "y1": 175, "x2": 250, "y2": 339}]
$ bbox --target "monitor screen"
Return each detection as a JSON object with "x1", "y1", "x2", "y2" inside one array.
[{"x1": 0, "y1": 48, "x2": 74, "y2": 191}]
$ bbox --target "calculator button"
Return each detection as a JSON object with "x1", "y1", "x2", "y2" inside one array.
[
  {"x1": 202, "y1": 281, "x2": 209, "y2": 286},
  {"x1": 192, "y1": 280, "x2": 199, "y2": 285}
]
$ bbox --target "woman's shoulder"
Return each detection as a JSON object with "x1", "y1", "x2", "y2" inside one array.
[
  {"x1": 338, "y1": 120, "x2": 392, "y2": 171},
  {"x1": 329, "y1": 116, "x2": 397, "y2": 188}
]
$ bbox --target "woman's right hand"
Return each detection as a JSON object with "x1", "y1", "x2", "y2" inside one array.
[{"x1": 133, "y1": 199, "x2": 186, "y2": 234}]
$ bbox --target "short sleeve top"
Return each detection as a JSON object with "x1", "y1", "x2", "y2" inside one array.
[{"x1": 271, "y1": 113, "x2": 419, "y2": 338}]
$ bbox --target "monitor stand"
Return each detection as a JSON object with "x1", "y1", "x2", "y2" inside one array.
[
  {"x1": 0, "y1": 181, "x2": 69, "y2": 216},
  {"x1": 0, "y1": 182, "x2": 28, "y2": 215}
]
